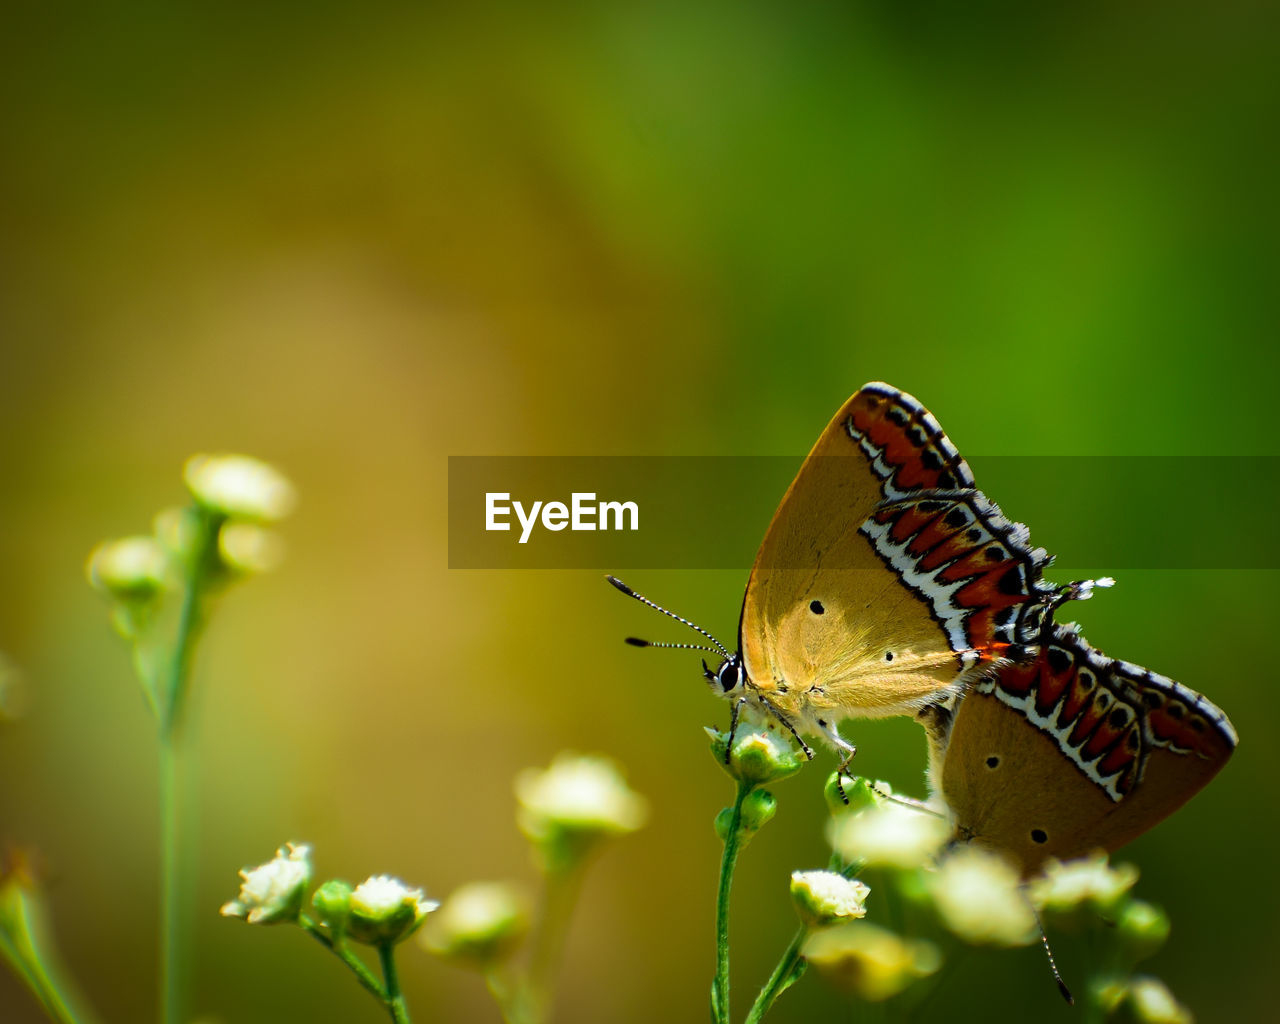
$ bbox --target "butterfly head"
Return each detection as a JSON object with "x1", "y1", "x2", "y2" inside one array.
[{"x1": 703, "y1": 655, "x2": 747, "y2": 698}]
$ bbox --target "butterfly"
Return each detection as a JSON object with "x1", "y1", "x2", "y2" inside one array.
[
  {"x1": 612, "y1": 381, "x2": 1076, "y2": 763},
  {"x1": 929, "y1": 623, "x2": 1237, "y2": 875}
]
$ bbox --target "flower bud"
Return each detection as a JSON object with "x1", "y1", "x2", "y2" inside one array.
[
  {"x1": 926, "y1": 846, "x2": 1036, "y2": 947},
  {"x1": 1116, "y1": 900, "x2": 1171, "y2": 963},
  {"x1": 716, "y1": 789, "x2": 778, "y2": 844},
  {"x1": 823, "y1": 774, "x2": 889, "y2": 817},
  {"x1": 1029, "y1": 852, "x2": 1138, "y2": 917},
  {"x1": 827, "y1": 803, "x2": 948, "y2": 871},
  {"x1": 739, "y1": 789, "x2": 777, "y2": 833},
  {"x1": 804, "y1": 921, "x2": 939, "y2": 1002},
  {"x1": 421, "y1": 881, "x2": 528, "y2": 966},
  {"x1": 346, "y1": 875, "x2": 438, "y2": 946},
  {"x1": 790, "y1": 870, "x2": 870, "y2": 928},
  {"x1": 515, "y1": 753, "x2": 647, "y2": 873},
  {"x1": 706, "y1": 724, "x2": 805, "y2": 786},
  {"x1": 311, "y1": 879, "x2": 354, "y2": 939},
  {"x1": 1126, "y1": 976, "x2": 1193, "y2": 1024},
  {"x1": 218, "y1": 523, "x2": 286, "y2": 575},
  {"x1": 184, "y1": 454, "x2": 296, "y2": 523},
  {"x1": 220, "y1": 843, "x2": 312, "y2": 925},
  {"x1": 86, "y1": 537, "x2": 169, "y2": 603}
]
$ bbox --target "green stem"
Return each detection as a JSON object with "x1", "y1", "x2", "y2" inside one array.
[
  {"x1": 157, "y1": 737, "x2": 181, "y2": 1024},
  {"x1": 298, "y1": 917, "x2": 387, "y2": 1002},
  {"x1": 483, "y1": 965, "x2": 519, "y2": 1024},
  {"x1": 0, "y1": 898, "x2": 99, "y2": 1024},
  {"x1": 379, "y1": 943, "x2": 411, "y2": 1024},
  {"x1": 518, "y1": 861, "x2": 586, "y2": 1024},
  {"x1": 743, "y1": 925, "x2": 808, "y2": 1024},
  {"x1": 156, "y1": 507, "x2": 218, "y2": 1024},
  {"x1": 712, "y1": 781, "x2": 752, "y2": 1024}
]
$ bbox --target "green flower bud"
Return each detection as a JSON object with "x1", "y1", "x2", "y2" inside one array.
[
  {"x1": 421, "y1": 881, "x2": 528, "y2": 966},
  {"x1": 312, "y1": 879, "x2": 355, "y2": 940},
  {"x1": 716, "y1": 789, "x2": 778, "y2": 845},
  {"x1": 823, "y1": 774, "x2": 888, "y2": 817},
  {"x1": 346, "y1": 875, "x2": 439, "y2": 947},
  {"x1": 740, "y1": 789, "x2": 777, "y2": 833},
  {"x1": 1116, "y1": 900, "x2": 1171, "y2": 963},
  {"x1": 790, "y1": 870, "x2": 870, "y2": 928},
  {"x1": 184, "y1": 454, "x2": 296, "y2": 523},
  {"x1": 706, "y1": 724, "x2": 805, "y2": 786},
  {"x1": 220, "y1": 843, "x2": 312, "y2": 925},
  {"x1": 804, "y1": 921, "x2": 940, "y2": 1002},
  {"x1": 1125, "y1": 976, "x2": 1193, "y2": 1024}
]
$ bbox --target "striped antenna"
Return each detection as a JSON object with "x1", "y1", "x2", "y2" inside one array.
[
  {"x1": 606, "y1": 576, "x2": 732, "y2": 659},
  {"x1": 1033, "y1": 909, "x2": 1074, "y2": 1005}
]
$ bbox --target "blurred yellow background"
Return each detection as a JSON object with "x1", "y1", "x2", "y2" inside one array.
[{"x1": 1, "y1": 2, "x2": 1275, "y2": 1021}]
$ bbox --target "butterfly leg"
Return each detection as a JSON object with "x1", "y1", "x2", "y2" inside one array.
[
  {"x1": 814, "y1": 719, "x2": 858, "y2": 803},
  {"x1": 755, "y1": 694, "x2": 815, "y2": 761},
  {"x1": 724, "y1": 695, "x2": 749, "y2": 764}
]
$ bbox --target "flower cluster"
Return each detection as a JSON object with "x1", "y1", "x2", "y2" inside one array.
[{"x1": 221, "y1": 843, "x2": 436, "y2": 947}]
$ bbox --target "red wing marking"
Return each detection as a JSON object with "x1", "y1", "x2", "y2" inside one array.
[{"x1": 977, "y1": 626, "x2": 1236, "y2": 802}]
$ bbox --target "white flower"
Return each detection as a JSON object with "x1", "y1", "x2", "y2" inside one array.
[
  {"x1": 790, "y1": 870, "x2": 871, "y2": 927},
  {"x1": 86, "y1": 537, "x2": 169, "y2": 599},
  {"x1": 422, "y1": 881, "x2": 528, "y2": 964},
  {"x1": 220, "y1": 843, "x2": 312, "y2": 925},
  {"x1": 827, "y1": 804, "x2": 949, "y2": 870},
  {"x1": 515, "y1": 753, "x2": 648, "y2": 838},
  {"x1": 347, "y1": 875, "x2": 439, "y2": 946},
  {"x1": 1029, "y1": 852, "x2": 1138, "y2": 914},
  {"x1": 184, "y1": 454, "x2": 296, "y2": 522},
  {"x1": 1128, "y1": 977, "x2": 1193, "y2": 1024},
  {"x1": 804, "y1": 922, "x2": 940, "y2": 1002},
  {"x1": 926, "y1": 846, "x2": 1036, "y2": 947}
]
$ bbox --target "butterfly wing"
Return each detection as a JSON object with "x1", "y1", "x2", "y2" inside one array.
[
  {"x1": 940, "y1": 626, "x2": 1237, "y2": 874},
  {"x1": 740, "y1": 382, "x2": 1058, "y2": 720}
]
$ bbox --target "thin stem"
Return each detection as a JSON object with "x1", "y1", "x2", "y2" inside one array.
[
  {"x1": 483, "y1": 965, "x2": 520, "y2": 1024},
  {"x1": 712, "y1": 781, "x2": 752, "y2": 1024},
  {"x1": 743, "y1": 925, "x2": 808, "y2": 1024},
  {"x1": 0, "y1": 901, "x2": 99, "y2": 1024},
  {"x1": 157, "y1": 737, "x2": 181, "y2": 1024},
  {"x1": 298, "y1": 917, "x2": 387, "y2": 1002},
  {"x1": 161, "y1": 511, "x2": 217, "y2": 736},
  {"x1": 379, "y1": 943, "x2": 411, "y2": 1024},
  {"x1": 519, "y1": 861, "x2": 586, "y2": 1024},
  {"x1": 156, "y1": 508, "x2": 218, "y2": 1024}
]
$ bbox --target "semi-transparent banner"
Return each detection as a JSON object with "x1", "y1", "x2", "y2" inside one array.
[{"x1": 447, "y1": 456, "x2": 1279, "y2": 570}]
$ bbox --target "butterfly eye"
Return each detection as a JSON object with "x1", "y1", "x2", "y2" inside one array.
[{"x1": 717, "y1": 662, "x2": 741, "y2": 693}]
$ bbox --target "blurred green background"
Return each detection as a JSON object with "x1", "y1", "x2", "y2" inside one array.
[{"x1": 1, "y1": 2, "x2": 1275, "y2": 1021}]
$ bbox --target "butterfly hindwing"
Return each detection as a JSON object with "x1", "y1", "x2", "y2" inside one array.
[{"x1": 941, "y1": 626, "x2": 1237, "y2": 873}]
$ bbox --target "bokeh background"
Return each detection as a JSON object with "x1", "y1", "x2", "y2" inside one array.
[{"x1": 2, "y1": 2, "x2": 1276, "y2": 1021}]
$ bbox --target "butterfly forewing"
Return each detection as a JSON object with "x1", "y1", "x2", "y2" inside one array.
[{"x1": 740, "y1": 383, "x2": 1059, "y2": 722}]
